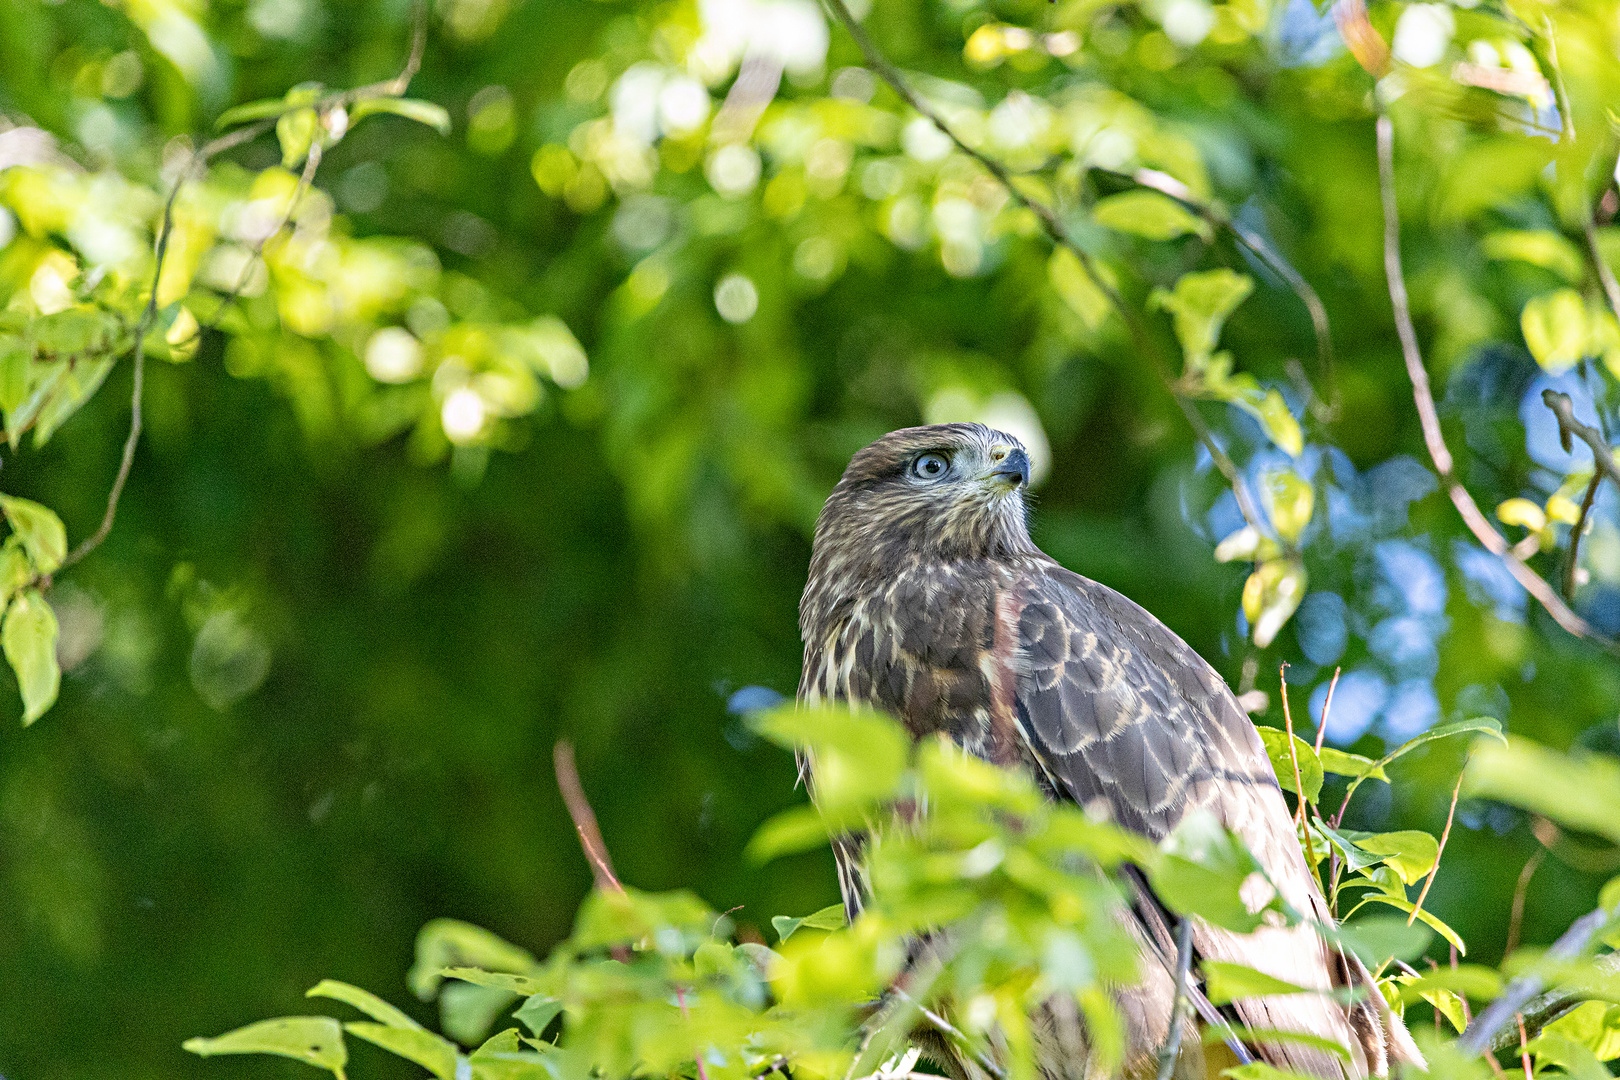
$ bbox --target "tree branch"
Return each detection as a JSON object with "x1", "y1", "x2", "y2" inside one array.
[
  {"x1": 552, "y1": 740, "x2": 624, "y2": 894},
  {"x1": 1375, "y1": 113, "x2": 1620, "y2": 656},
  {"x1": 1155, "y1": 918, "x2": 1195, "y2": 1080},
  {"x1": 816, "y1": 0, "x2": 1267, "y2": 535},
  {"x1": 54, "y1": 5, "x2": 429, "y2": 574}
]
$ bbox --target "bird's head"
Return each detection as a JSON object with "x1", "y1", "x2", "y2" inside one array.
[{"x1": 811, "y1": 423, "x2": 1037, "y2": 571}]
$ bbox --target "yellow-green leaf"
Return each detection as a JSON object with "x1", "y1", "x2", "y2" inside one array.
[
  {"x1": 1257, "y1": 727, "x2": 1323, "y2": 802},
  {"x1": 351, "y1": 97, "x2": 453, "y2": 136},
  {"x1": 344, "y1": 1022, "x2": 459, "y2": 1080},
  {"x1": 306, "y1": 980, "x2": 423, "y2": 1030},
  {"x1": 183, "y1": 1016, "x2": 348, "y2": 1077},
  {"x1": 1482, "y1": 230, "x2": 1584, "y2": 282},
  {"x1": 1149, "y1": 269, "x2": 1254, "y2": 367},
  {"x1": 1203, "y1": 960, "x2": 1311, "y2": 1005},
  {"x1": 0, "y1": 495, "x2": 66, "y2": 574},
  {"x1": 3, "y1": 589, "x2": 58, "y2": 724},
  {"x1": 277, "y1": 107, "x2": 319, "y2": 167},
  {"x1": 1522, "y1": 289, "x2": 1588, "y2": 373},
  {"x1": 1352, "y1": 831, "x2": 1440, "y2": 885},
  {"x1": 1093, "y1": 190, "x2": 1210, "y2": 241},
  {"x1": 1261, "y1": 468, "x2": 1314, "y2": 544}
]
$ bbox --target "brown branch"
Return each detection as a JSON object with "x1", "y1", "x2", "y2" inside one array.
[
  {"x1": 1503, "y1": 847, "x2": 1546, "y2": 957},
  {"x1": 1154, "y1": 918, "x2": 1195, "y2": 1080},
  {"x1": 1544, "y1": 390, "x2": 1620, "y2": 491},
  {"x1": 1407, "y1": 766, "x2": 1463, "y2": 927},
  {"x1": 1314, "y1": 666, "x2": 1340, "y2": 756},
  {"x1": 54, "y1": 5, "x2": 431, "y2": 575},
  {"x1": 816, "y1": 0, "x2": 1267, "y2": 535},
  {"x1": 1565, "y1": 472, "x2": 1601, "y2": 598},
  {"x1": 1107, "y1": 167, "x2": 1335, "y2": 404},
  {"x1": 1375, "y1": 114, "x2": 1620, "y2": 656},
  {"x1": 552, "y1": 740, "x2": 624, "y2": 894}
]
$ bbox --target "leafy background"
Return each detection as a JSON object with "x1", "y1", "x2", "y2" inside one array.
[{"x1": 2, "y1": 0, "x2": 1619, "y2": 1075}]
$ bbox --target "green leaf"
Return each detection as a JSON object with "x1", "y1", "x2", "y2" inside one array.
[
  {"x1": 409, "y1": 920, "x2": 537, "y2": 1000},
  {"x1": 1347, "y1": 894, "x2": 1464, "y2": 955},
  {"x1": 4, "y1": 590, "x2": 59, "y2": 724},
  {"x1": 1048, "y1": 248, "x2": 1113, "y2": 330},
  {"x1": 183, "y1": 1016, "x2": 348, "y2": 1077},
  {"x1": 1482, "y1": 230, "x2": 1584, "y2": 282},
  {"x1": 1152, "y1": 811, "x2": 1293, "y2": 933},
  {"x1": 32, "y1": 354, "x2": 115, "y2": 446},
  {"x1": 1317, "y1": 914, "x2": 1433, "y2": 967},
  {"x1": 351, "y1": 97, "x2": 453, "y2": 135},
  {"x1": 747, "y1": 805, "x2": 832, "y2": 863},
  {"x1": 750, "y1": 704, "x2": 909, "y2": 819},
  {"x1": 1241, "y1": 557, "x2": 1307, "y2": 648},
  {"x1": 0, "y1": 339, "x2": 28, "y2": 419},
  {"x1": 0, "y1": 496, "x2": 66, "y2": 574},
  {"x1": 344, "y1": 1022, "x2": 460, "y2": 1080},
  {"x1": 441, "y1": 967, "x2": 542, "y2": 995},
  {"x1": 1149, "y1": 269, "x2": 1255, "y2": 368},
  {"x1": 1260, "y1": 468, "x2": 1314, "y2": 544},
  {"x1": 1463, "y1": 736, "x2": 1620, "y2": 844},
  {"x1": 1312, "y1": 823, "x2": 1387, "y2": 873},
  {"x1": 1532, "y1": 1030, "x2": 1614, "y2": 1080},
  {"x1": 1345, "y1": 717, "x2": 1505, "y2": 806},
  {"x1": 1391, "y1": 965, "x2": 1502, "y2": 1002},
  {"x1": 512, "y1": 995, "x2": 561, "y2": 1039},
  {"x1": 771, "y1": 902, "x2": 846, "y2": 944},
  {"x1": 1256, "y1": 727, "x2": 1323, "y2": 802},
  {"x1": 1543, "y1": 1001, "x2": 1620, "y2": 1061},
  {"x1": 1202, "y1": 960, "x2": 1311, "y2": 1005},
  {"x1": 1318, "y1": 747, "x2": 1385, "y2": 781},
  {"x1": 0, "y1": 539, "x2": 29, "y2": 607},
  {"x1": 306, "y1": 979, "x2": 424, "y2": 1030},
  {"x1": 1203, "y1": 1027, "x2": 1351, "y2": 1062},
  {"x1": 277, "y1": 107, "x2": 319, "y2": 167},
  {"x1": 1351, "y1": 831, "x2": 1440, "y2": 885},
  {"x1": 216, "y1": 97, "x2": 300, "y2": 128},
  {"x1": 1522, "y1": 288, "x2": 1589, "y2": 373},
  {"x1": 1092, "y1": 191, "x2": 1210, "y2": 241},
  {"x1": 1220, "y1": 1060, "x2": 1322, "y2": 1080}
]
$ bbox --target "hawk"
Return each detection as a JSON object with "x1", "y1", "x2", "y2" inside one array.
[{"x1": 798, "y1": 423, "x2": 1421, "y2": 1080}]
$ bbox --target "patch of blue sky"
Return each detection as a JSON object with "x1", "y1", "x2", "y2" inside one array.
[{"x1": 1310, "y1": 668, "x2": 1388, "y2": 745}]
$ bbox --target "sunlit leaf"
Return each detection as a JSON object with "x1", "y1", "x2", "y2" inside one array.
[
  {"x1": 512, "y1": 995, "x2": 561, "y2": 1040},
  {"x1": 0, "y1": 495, "x2": 66, "y2": 574},
  {"x1": 4, "y1": 589, "x2": 58, "y2": 724},
  {"x1": 1203, "y1": 1027, "x2": 1351, "y2": 1061},
  {"x1": 1149, "y1": 268, "x2": 1254, "y2": 368},
  {"x1": 1317, "y1": 748, "x2": 1385, "y2": 782},
  {"x1": 344, "y1": 1022, "x2": 460, "y2": 1080},
  {"x1": 307, "y1": 979, "x2": 425, "y2": 1029},
  {"x1": 1315, "y1": 919, "x2": 1432, "y2": 965},
  {"x1": 1532, "y1": 1030, "x2": 1614, "y2": 1080},
  {"x1": 1260, "y1": 468, "x2": 1314, "y2": 544},
  {"x1": 1241, "y1": 557, "x2": 1306, "y2": 648},
  {"x1": 772, "y1": 902, "x2": 846, "y2": 944},
  {"x1": 1256, "y1": 727, "x2": 1323, "y2": 802},
  {"x1": 409, "y1": 920, "x2": 537, "y2": 1000},
  {"x1": 1390, "y1": 965, "x2": 1502, "y2": 1002},
  {"x1": 1345, "y1": 717, "x2": 1504, "y2": 805},
  {"x1": 1347, "y1": 894, "x2": 1465, "y2": 955},
  {"x1": 441, "y1": 967, "x2": 541, "y2": 995},
  {"x1": 1482, "y1": 230, "x2": 1584, "y2": 282},
  {"x1": 216, "y1": 97, "x2": 301, "y2": 128},
  {"x1": 1220, "y1": 1061, "x2": 1320, "y2": 1080},
  {"x1": 1350, "y1": 831, "x2": 1439, "y2": 885},
  {"x1": 1543, "y1": 1001, "x2": 1620, "y2": 1061},
  {"x1": 1522, "y1": 288, "x2": 1589, "y2": 374},
  {"x1": 351, "y1": 97, "x2": 453, "y2": 135},
  {"x1": 1152, "y1": 811, "x2": 1292, "y2": 932},
  {"x1": 1463, "y1": 735, "x2": 1620, "y2": 844},
  {"x1": 183, "y1": 1016, "x2": 348, "y2": 1077},
  {"x1": 277, "y1": 107, "x2": 319, "y2": 167},
  {"x1": 1092, "y1": 191, "x2": 1209, "y2": 241},
  {"x1": 1202, "y1": 960, "x2": 1311, "y2": 1005}
]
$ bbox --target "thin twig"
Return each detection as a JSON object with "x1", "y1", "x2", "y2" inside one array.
[
  {"x1": 1155, "y1": 919, "x2": 1196, "y2": 1080},
  {"x1": 1375, "y1": 114, "x2": 1620, "y2": 656},
  {"x1": 816, "y1": 0, "x2": 1266, "y2": 534},
  {"x1": 1517, "y1": 1015, "x2": 1533, "y2": 1080},
  {"x1": 1279, "y1": 665, "x2": 1322, "y2": 889},
  {"x1": 1407, "y1": 767, "x2": 1463, "y2": 927},
  {"x1": 1460, "y1": 903, "x2": 1619, "y2": 1053},
  {"x1": 1314, "y1": 667, "x2": 1340, "y2": 755},
  {"x1": 1584, "y1": 215, "x2": 1620, "y2": 324},
  {"x1": 52, "y1": 6, "x2": 429, "y2": 575},
  {"x1": 1564, "y1": 472, "x2": 1600, "y2": 598},
  {"x1": 1503, "y1": 847, "x2": 1546, "y2": 958},
  {"x1": 1544, "y1": 390, "x2": 1620, "y2": 492},
  {"x1": 553, "y1": 740, "x2": 624, "y2": 893},
  {"x1": 889, "y1": 986, "x2": 1006, "y2": 1080},
  {"x1": 1106, "y1": 167, "x2": 1335, "y2": 402}
]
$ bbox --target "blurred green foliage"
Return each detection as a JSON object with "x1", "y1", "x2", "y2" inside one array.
[{"x1": 4, "y1": 0, "x2": 1620, "y2": 1074}]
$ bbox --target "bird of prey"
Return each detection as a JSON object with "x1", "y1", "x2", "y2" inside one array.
[{"x1": 797, "y1": 423, "x2": 1421, "y2": 1080}]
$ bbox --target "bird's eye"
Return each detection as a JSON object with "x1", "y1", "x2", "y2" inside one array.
[{"x1": 911, "y1": 452, "x2": 950, "y2": 480}]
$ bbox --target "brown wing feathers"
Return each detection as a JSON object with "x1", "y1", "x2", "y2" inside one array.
[{"x1": 798, "y1": 425, "x2": 1419, "y2": 1079}]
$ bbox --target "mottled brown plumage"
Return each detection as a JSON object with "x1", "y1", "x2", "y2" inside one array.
[{"x1": 799, "y1": 424, "x2": 1421, "y2": 1080}]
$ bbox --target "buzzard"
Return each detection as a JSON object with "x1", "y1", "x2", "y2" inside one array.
[{"x1": 798, "y1": 423, "x2": 1420, "y2": 1080}]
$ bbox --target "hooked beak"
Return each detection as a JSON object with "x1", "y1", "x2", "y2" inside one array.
[{"x1": 988, "y1": 447, "x2": 1030, "y2": 489}]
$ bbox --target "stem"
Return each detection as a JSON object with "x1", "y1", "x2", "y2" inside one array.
[
  {"x1": 1376, "y1": 113, "x2": 1620, "y2": 655},
  {"x1": 1155, "y1": 919, "x2": 1195, "y2": 1080},
  {"x1": 1407, "y1": 767, "x2": 1463, "y2": 927}
]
